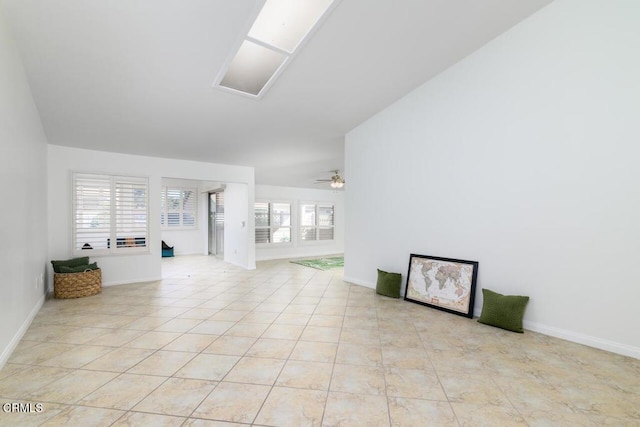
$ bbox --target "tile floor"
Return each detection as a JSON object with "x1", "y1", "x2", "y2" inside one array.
[{"x1": 0, "y1": 255, "x2": 638, "y2": 426}]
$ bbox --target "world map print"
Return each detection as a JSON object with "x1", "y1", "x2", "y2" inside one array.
[{"x1": 407, "y1": 257, "x2": 474, "y2": 313}]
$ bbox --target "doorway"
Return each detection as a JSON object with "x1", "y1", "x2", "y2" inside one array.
[{"x1": 208, "y1": 192, "x2": 224, "y2": 256}]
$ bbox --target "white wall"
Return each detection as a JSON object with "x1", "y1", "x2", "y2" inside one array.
[
  {"x1": 345, "y1": 0, "x2": 640, "y2": 358},
  {"x1": 48, "y1": 146, "x2": 256, "y2": 287},
  {"x1": 0, "y1": 9, "x2": 49, "y2": 367},
  {"x1": 223, "y1": 183, "x2": 252, "y2": 268},
  {"x1": 255, "y1": 185, "x2": 345, "y2": 261}
]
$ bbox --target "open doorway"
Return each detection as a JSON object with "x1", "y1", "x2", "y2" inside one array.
[
  {"x1": 159, "y1": 178, "x2": 254, "y2": 273},
  {"x1": 208, "y1": 191, "x2": 224, "y2": 257}
]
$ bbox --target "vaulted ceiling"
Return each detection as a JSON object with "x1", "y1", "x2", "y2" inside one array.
[{"x1": 2, "y1": 0, "x2": 552, "y2": 187}]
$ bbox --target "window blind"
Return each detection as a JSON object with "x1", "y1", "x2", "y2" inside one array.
[
  {"x1": 73, "y1": 174, "x2": 111, "y2": 251},
  {"x1": 73, "y1": 173, "x2": 149, "y2": 254},
  {"x1": 299, "y1": 203, "x2": 334, "y2": 241},
  {"x1": 161, "y1": 187, "x2": 197, "y2": 228},
  {"x1": 255, "y1": 201, "x2": 291, "y2": 244},
  {"x1": 115, "y1": 178, "x2": 148, "y2": 248}
]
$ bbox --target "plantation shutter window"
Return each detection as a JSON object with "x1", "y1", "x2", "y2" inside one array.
[
  {"x1": 299, "y1": 203, "x2": 316, "y2": 241},
  {"x1": 115, "y1": 178, "x2": 148, "y2": 249},
  {"x1": 73, "y1": 175, "x2": 111, "y2": 251},
  {"x1": 167, "y1": 188, "x2": 181, "y2": 227},
  {"x1": 160, "y1": 187, "x2": 198, "y2": 229},
  {"x1": 73, "y1": 173, "x2": 149, "y2": 255},
  {"x1": 255, "y1": 202, "x2": 271, "y2": 243},
  {"x1": 299, "y1": 203, "x2": 334, "y2": 241},
  {"x1": 182, "y1": 189, "x2": 196, "y2": 226},
  {"x1": 271, "y1": 203, "x2": 291, "y2": 243},
  {"x1": 160, "y1": 188, "x2": 166, "y2": 227},
  {"x1": 254, "y1": 201, "x2": 291, "y2": 244}
]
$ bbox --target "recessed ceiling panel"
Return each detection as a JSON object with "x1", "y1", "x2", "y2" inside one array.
[
  {"x1": 219, "y1": 40, "x2": 288, "y2": 96},
  {"x1": 248, "y1": 0, "x2": 334, "y2": 53}
]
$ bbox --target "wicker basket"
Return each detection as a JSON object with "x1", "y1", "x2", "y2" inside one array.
[{"x1": 53, "y1": 268, "x2": 102, "y2": 299}]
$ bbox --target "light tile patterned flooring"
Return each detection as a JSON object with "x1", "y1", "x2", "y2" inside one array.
[{"x1": 1, "y1": 255, "x2": 638, "y2": 426}]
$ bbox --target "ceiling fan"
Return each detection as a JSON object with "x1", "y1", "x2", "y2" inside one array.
[{"x1": 315, "y1": 170, "x2": 345, "y2": 189}]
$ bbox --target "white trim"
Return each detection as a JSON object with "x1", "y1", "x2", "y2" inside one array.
[
  {"x1": 257, "y1": 249, "x2": 342, "y2": 262},
  {"x1": 345, "y1": 276, "x2": 639, "y2": 359},
  {"x1": 101, "y1": 276, "x2": 163, "y2": 287},
  {"x1": 255, "y1": 243, "x2": 295, "y2": 253},
  {"x1": 521, "y1": 320, "x2": 640, "y2": 360},
  {"x1": 343, "y1": 276, "x2": 374, "y2": 289},
  {"x1": 169, "y1": 251, "x2": 203, "y2": 257},
  {"x1": 47, "y1": 276, "x2": 164, "y2": 292},
  {"x1": 246, "y1": 35, "x2": 290, "y2": 56},
  {"x1": 224, "y1": 258, "x2": 255, "y2": 271},
  {"x1": 0, "y1": 294, "x2": 45, "y2": 370},
  {"x1": 469, "y1": 306, "x2": 640, "y2": 358}
]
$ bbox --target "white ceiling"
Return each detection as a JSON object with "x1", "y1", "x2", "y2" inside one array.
[{"x1": 2, "y1": 0, "x2": 552, "y2": 187}]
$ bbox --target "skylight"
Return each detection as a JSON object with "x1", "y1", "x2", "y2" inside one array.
[
  {"x1": 220, "y1": 40, "x2": 287, "y2": 96},
  {"x1": 215, "y1": 0, "x2": 338, "y2": 98}
]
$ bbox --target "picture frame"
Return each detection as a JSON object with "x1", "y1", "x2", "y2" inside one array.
[{"x1": 404, "y1": 254, "x2": 479, "y2": 318}]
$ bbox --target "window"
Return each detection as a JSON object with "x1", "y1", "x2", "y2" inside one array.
[
  {"x1": 161, "y1": 187, "x2": 197, "y2": 229},
  {"x1": 300, "y1": 203, "x2": 334, "y2": 241},
  {"x1": 73, "y1": 173, "x2": 148, "y2": 254},
  {"x1": 255, "y1": 201, "x2": 291, "y2": 244}
]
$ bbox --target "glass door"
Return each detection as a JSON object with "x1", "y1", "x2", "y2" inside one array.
[{"x1": 208, "y1": 192, "x2": 224, "y2": 256}]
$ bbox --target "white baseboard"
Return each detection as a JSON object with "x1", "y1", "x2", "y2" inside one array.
[
  {"x1": 257, "y1": 251, "x2": 344, "y2": 262},
  {"x1": 342, "y1": 276, "x2": 374, "y2": 289},
  {"x1": 522, "y1": 321, "x2": 640, "y2": 359},
  {"x1": 344, "y1": 276, "x2": 410, "y2": 297},
  {"x1": 0, "y1": 294, "x2": 45, "y2": 369},
  {"x1": 47, "y1": 275, "x2": 164, "y2": 293},
  {"x1": 222, "y1": 258, "x2": 255, "y2": 270},
  {"x1": 346, "y1": 276, "x2": 639, "y2": 360},
  {"x1": 103, "y1": 276, "x2": 163, "y2": 287}
]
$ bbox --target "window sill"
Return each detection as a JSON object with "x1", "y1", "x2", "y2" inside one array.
[{"x1": 256, "y1": 242, "x2": 294, "y2": 248}]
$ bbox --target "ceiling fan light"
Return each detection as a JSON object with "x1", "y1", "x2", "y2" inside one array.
[{"x1": 331, "y1": 181, "x2": 344, "y2": 189}]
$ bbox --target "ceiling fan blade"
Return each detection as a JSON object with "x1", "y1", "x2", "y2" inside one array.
[{"x1": 314, "y1": 169, "x2": 345, "y2": 187}]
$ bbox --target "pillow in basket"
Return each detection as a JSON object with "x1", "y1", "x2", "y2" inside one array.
[
  {"x1": 51, "y1": 257, "x2": 90, "y2": 273},
  {"x1": 58, "y1": 262, "x2": 99, "y2": 274}
]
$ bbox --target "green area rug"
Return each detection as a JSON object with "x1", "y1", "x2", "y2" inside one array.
[{"x1": 291, "y1": 256, "x2": 344, "y2": 270}]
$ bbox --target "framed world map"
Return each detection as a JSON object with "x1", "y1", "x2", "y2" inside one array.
[{"x1": 404, "y1": 254, "x2": 479, "y2": 318}]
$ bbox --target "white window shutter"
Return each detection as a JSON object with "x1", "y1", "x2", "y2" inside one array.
[
  {"x1": 73, "y1": 173, "x2": 149, "y2": 255},
  {"x1": 115, "y1": 177, "x2": 148, "y2": 248},
  {"x1": 73, "y1": 174, "x2": 111, "y2": 251}
]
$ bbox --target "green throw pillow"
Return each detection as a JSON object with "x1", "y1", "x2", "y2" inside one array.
[
  {"x1": 478, "y1": 288, "x2": 529, "y2": 333},
  {"x1": 58, "y1": 262, "x2": 99, "y2": 274},
  {"x1": 51, "y1": 257, "x2": 90, "y2": 273},
  {"x1": 376, "y1": 269, "x2": 402, "y2": 298}
]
